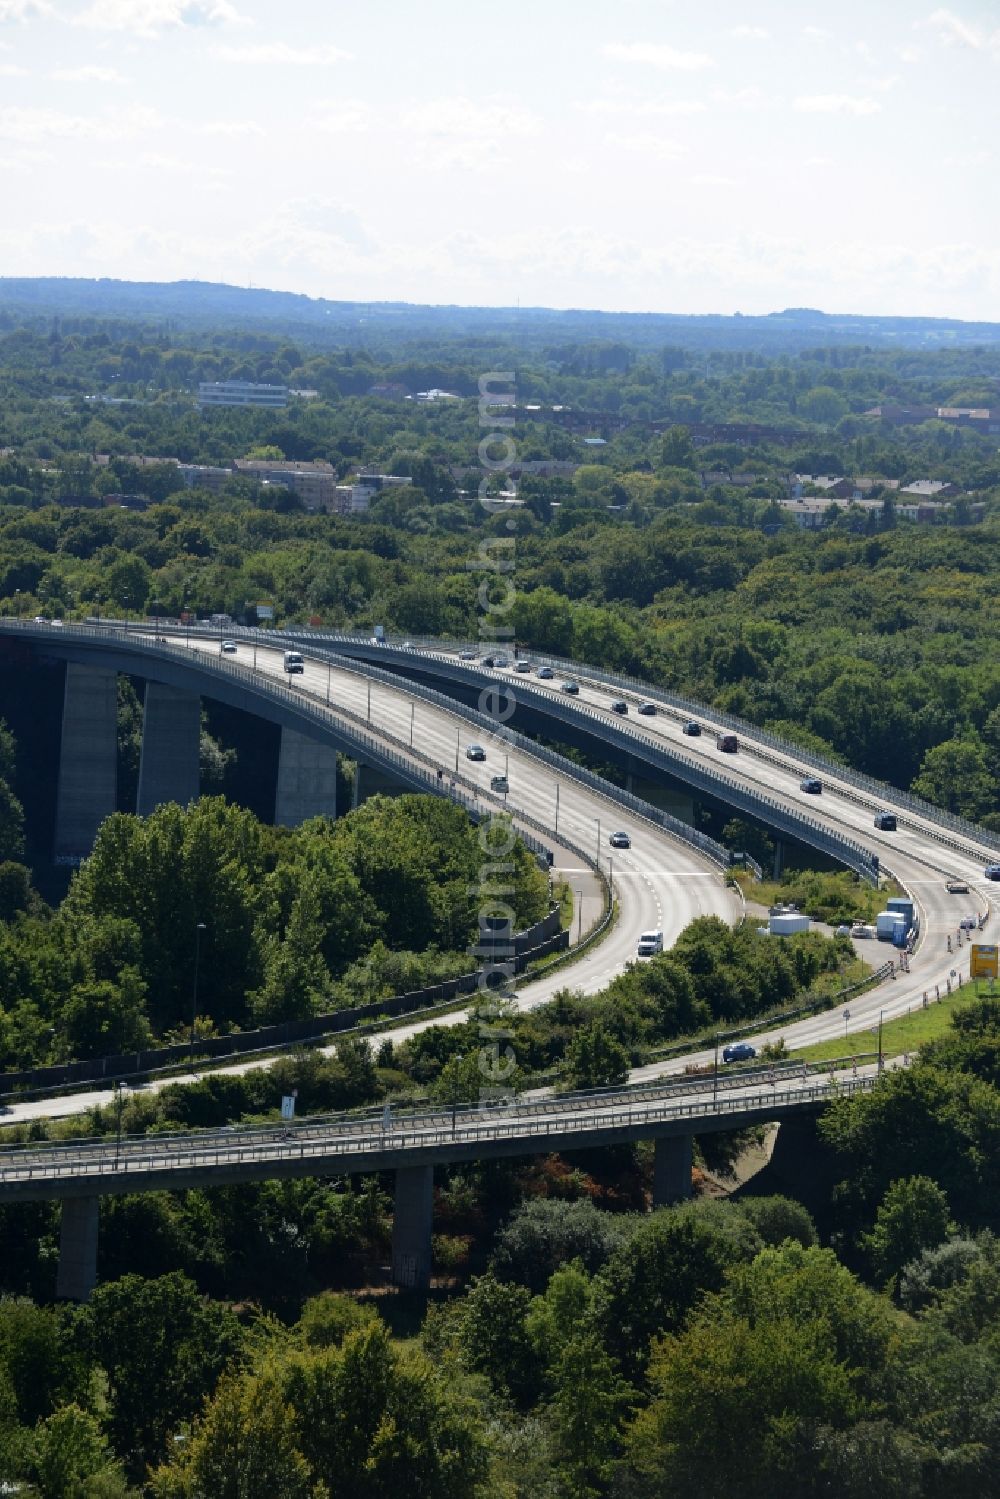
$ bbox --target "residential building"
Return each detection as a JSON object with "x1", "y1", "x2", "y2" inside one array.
[
  {"x1": 177, "y1": 463, "x2": 234, "y2": 493},
  {"x1": 233, "y1": 459, "x2": 338, "y2": 510},
  {"x1": 349, "y1": 471, "x2": 413, "y2": 513}
]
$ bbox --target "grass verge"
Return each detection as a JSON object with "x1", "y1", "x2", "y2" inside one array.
[{"x1": 791, "y1": 981, "x2": 992, "y2": 1065}]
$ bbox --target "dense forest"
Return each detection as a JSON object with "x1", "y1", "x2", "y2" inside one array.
[{"x1": 3, "y1": 292, "x2": 1000, "y2": 1496}]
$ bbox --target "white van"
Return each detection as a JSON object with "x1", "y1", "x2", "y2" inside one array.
[
  {"x1": 637, "y1": 930, "x2": 663, "y2": 957},
  {"x1": 283, "y1": 651, "x2": 304, "y2": 675}
]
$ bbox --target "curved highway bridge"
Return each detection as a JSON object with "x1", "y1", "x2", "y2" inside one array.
[{"x1": 0, "y1": 618, "x2": 996, "y2": 1296}]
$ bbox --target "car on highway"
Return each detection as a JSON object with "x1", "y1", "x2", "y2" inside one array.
[
  {"x1": 493, "y1": 654, "x2": 510, "y2": 668},
  {"x1": 800, "y1": 776, "x2": 822, "y2": 794},
  {"x1": 537, "y1": 665, "x2": 554, "y2": 679},
  {"x1": 874, "y1": 811, "x2": 897, "y2": 831},
  {"x1": 514, "y1": 659, "x2": 531, "y2": 672},
  {"x1": 480, "y1": 655, "x2": 496, "y2": 668},
  {"x1": 220, "y1": 640, "x2": 238, "y2": 654},
  {"x1": 610, "y1": 699, "x2": 628, "y2": 714},
  {"x1": 490, "y1": 775, "x2": 509, "y2": 794},
  {"x1": 716, "y1": 733, "x2": 739, "y2": 752},
  {"x1": 637, "y1": 929, "x2": 663, "y2": 956},
  {"x1": 465, "y1": 744, "x2": 487, "y2": 761},
  {"x1": 33, "y1": 615, "x2": 48, "y2": 624},
  {"x1": 682, "y1": 721, "x2": 701, "y2": 736},
  {"x1": 561, "y1": 680, "x2": 580, "y2": 695},
  {"x1": 609, "y1": 830, "x2": 631, "y2": 849},
  {"x1": 722, "y1": 1042, "x2": 756, "y2": 1064},
  {"x1": 987, "y1": 865, "x2": 1000, "y2": 882},
  {"x1": 946, "y1": 879, "x2": 970, "y2": 894},
  {"x1": 637, "y1": 701, "x2": 657, "y2": 716},
  {"x1": 960, "y1": 914, "x2": 977, "y2": 930},
  {"x1": 460, "y1": 650, "x2": 476, "y2": 660}
]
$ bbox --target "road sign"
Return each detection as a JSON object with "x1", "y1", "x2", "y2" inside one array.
[
  {"x1": 280, "y1": 1095, "x2": 296, "y2": 1121},
  {"x1": 970, "y1": 944, "x2": 999, "y2": 979}
]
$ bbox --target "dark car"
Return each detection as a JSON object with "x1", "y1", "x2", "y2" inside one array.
[
  {"x1": 716, "y1": 733, "x2": 738, "y2": 753},
  {"x1": 800, "y1": 777, "x2": 822, "y2": 794},
  {"x1": 609, "y1": 831, "x2": 631, "y2": 849},
  {"x1": 682, "y1": 721, "x2": 701, "y2": 736},
  {"x1": 460, "y1": 650, "x2": 476, "y2": 660},
  {"x1": 722, "y1": 1042, "x2": 757, "y2": 1065},
  {"x1": 637, "y1": 701, "x2": 657, "y2": 716},
  {"x1": 610, "y1": 699, "x2": 628, "y2": 715},
  {"x1": 986, "y1": 865, "x2": 1000, "y2": 882},
  {"x1": 480, "y1": 655, "x2": 495, "y2": 668},
  {"x1": 874, "y1": 811, "x2": 897, "y2": 831},
  {"x1": 561, "y1": 680, "x2": 580, "y2": 695},
  {"x1": 465, "y1": 744, "x2": 486, "y2": 762}
]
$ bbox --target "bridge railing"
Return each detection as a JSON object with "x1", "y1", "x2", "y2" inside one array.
[
  {"x1": 283, "y1": 625, "x2": 1000, "y2": 859},
  {"x1": 0, "y1": 1072, "x2": 877, "y2": 1190}
]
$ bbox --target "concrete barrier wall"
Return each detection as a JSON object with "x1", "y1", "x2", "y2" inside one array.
[{"x1": 0, "y1": 907, "x2": 565, "y2": 1098}]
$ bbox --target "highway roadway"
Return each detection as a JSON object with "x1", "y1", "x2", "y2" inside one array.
[{"x1": 2, "y1": 620, "x2": 996, "y2": 1125}]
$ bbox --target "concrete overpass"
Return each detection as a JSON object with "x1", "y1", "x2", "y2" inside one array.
[{"x1": 0, "y1": 1062, "x2": 875, "y2": 1298}]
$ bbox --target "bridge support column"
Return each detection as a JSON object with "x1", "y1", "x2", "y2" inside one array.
[
  {"x1": 352, "y1": 762, "x2": 402, "y2": 811},
  {"x1": 137, "y1": 684, "x2": 201, "y2": 816},
  {"x1": 391, "y1": 1164, "x2": 434, "y2": 1291},
  {"x1": 652, "y1": 1134, "x2": 693, "y2": 1208},
  {"x1": 54, "y1": 664, "x2": 118, "y2": 862},
  {"x1": 55, "y1": 1197, "x2": 99, "y2": 1302},
  {"x1": 274, "y1": 729, "x2": 338, "y2": 827},
  {"x1": 772, "y1": 839, "x2": 785, "y2": 880}
]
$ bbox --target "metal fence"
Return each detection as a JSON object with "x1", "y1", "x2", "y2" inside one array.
[
  {"x1": 0, "y1": 1071, "x2": 877, "y2": 1193},
  {"x1": 284, "y1": 625, "x2": 1000, "y2": 860}
]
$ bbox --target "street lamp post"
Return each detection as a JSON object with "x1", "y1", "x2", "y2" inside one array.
[
  {"x1": 114, "y1": 1080, "x2": 126, "y2": 1169},
  {"x1": 575, "y1": 888, "x2": 583, "y2": 942},
  {"x1": 714, "y1": 1034, "x2": 720, "y2": 1105},
  {"x1": 190, "y1": 922, "x2": 206, "y2": 1060},
  {"x1": 455, "y1": 727, "x2": 460, "y2": 773},
  {"x1": 878, "y1": 1009, "x2": 884, "y2": 1073}
]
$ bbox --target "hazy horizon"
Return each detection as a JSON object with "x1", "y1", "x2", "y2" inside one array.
[{"x1": 0, "y1": 1, "x2": 996, "y2": 320}]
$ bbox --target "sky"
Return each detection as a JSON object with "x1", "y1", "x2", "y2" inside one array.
[{"x1": 0, "y1": 0, "x2": 997, "y2": 320}]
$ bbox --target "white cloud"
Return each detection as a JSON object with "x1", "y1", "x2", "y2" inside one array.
[
  {"x1": 579, "y1": 97, "x2": 706, "y2": 117},
  {"x1": 730, "y1": 25, "x2": 767, "y2": 39},
  {"x1": 711, "y1": 87, "x2": 767, "y2": 110},
  {"x1": 0, "y1": 1, "x2": 51, "y2": 20},
  {"x1": 794, "y1": 94, "x2": 881, "y2": 115},
  {"x1": 76, "y1": 0, "x2": 245, "y2": 33},
  {"x1": 603, "y1": 41, "x2": 714, "y2": 71},
  {"x1": 191, "y1": 118, "x2": 262, "y2": 136},
  {"x1": 803, "y1": 26, "x2": 833, "y2": 39},
  {"x1": 607, "y1": 131, "x2": 684, "y2": 160},
  {"x1": 863, "y1": 73, "x2": 899, "y2": 92},
  {"x1": 141, "y1": 150, "x2": 227, "y2": 177},
  {"x1": 0, "y1": 60, "x2": 27, "y2": 72},
  {"x1": 49, "y1": 64, "x2": 123, "y2": 80},
  {"x1": 403, "y1": 96, "x2": 539, "y2": 139},
  {"x1": 310, "y1": 101, "x2": 371, "y2": 133},
  {"x1": 0, "y1": 101, "x2": 158, "y2": 139},
  {"x1": 214, "y1": 41, "x2": 350, "y2": 65},
  {"x1": 691, "y1": 172, "x2": 735, "y2": 185},
  {"x1": 919, "y1": 8, "x2": 988, "y2": 49}
]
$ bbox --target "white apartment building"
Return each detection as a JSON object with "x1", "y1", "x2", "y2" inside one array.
[{"x1": 198, "y1": 381, "x2": 288, "y2": 410}]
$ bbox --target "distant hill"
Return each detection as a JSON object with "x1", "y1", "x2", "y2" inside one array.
[{"x1": 1, "y1": 277, "x2": 999, "y2": 355}]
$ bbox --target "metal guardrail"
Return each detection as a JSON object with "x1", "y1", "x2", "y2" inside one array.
[
  {"x1": 0, "y1": 1072, "x2": 877, "y2": 1192},
  {"x1": 297, "y1": 639, "x2": 879, "y2": 883},
  {"x1": 283, "y1": 626, "x2": 1000, "y2": 860}
]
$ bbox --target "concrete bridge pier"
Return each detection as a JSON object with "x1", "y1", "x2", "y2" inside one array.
[
  {"x1": 274, "y1": 729, "x2": 338, "y2": 826},
  {"x1": 55, "y1": 1197, "x2": 99, "y2": 1302},
  {"x1": 391, "y1": 1164, "x2": 434, "y2": 1291},
  {"x1": 137, "y1": 684, "x2": 201, "y2": 816},
  {"x1": 652, "y1": 1134, "x2": 693, "y2": 1207},
  {"x1": 352, "y1": 762, "x2": 404, "y2": 810},
  {"x1": 53, "y1": 664, "x2": 118, "y2": 862}
]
